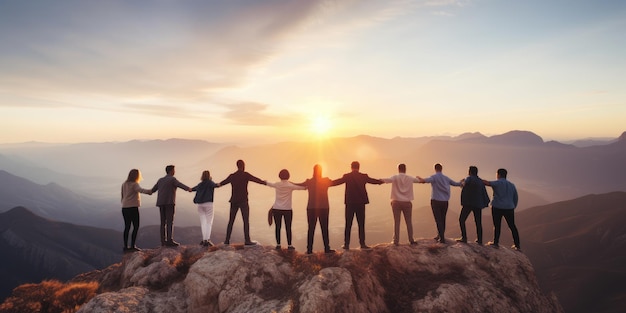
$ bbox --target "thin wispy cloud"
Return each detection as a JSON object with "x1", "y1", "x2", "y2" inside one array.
[{"x1": 0, "y1": 0, "x2": 624, "y2": 143}]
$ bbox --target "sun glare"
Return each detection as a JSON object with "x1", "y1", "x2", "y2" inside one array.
[{"x1": 310, "y1": 115, "x2": 333, "y2": 136}]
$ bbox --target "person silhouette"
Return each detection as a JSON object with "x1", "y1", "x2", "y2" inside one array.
[
  {"x1": 455, "y1": 166, "x2": 490, "y2": 245},
  {"x1": 151, "y1": 165, "x2": 191, "y2": 247},
  {"x1": 417, "y1": 163, "x2": 462, "y2": 244},
  {"x1": 219, "y1": 159, "x2": 267, "y2": 246},
  {"x1": 266, "y1": 169, "x2": 306, "y2": 250},
  {"x1": 484, "y1": 168, "x2": 520, "y2": 251},
  {"x1": 333, "y1": 161, "x2": 383, "y2": 250},
  {"x1": 121, "y1": 169, "x2": 153, "y2": 252},
  {"x1": 296, "y1": 164, "x2": 341, "y2": 254},
  {"x1": 381, "y1": 163, "x2": 420, "y2": 246},
  {"x1": 191, "y1": 170, "x2": 220, "y2": 247}
]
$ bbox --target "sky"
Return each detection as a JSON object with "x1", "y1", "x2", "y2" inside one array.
[{"x1": 1, "y1": 0, "x2": 625, "y2": 144}]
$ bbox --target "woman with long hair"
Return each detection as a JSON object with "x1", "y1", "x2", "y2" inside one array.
[
  {"x1": 296, "y1": 164, "x2": 341, "y2": 254},
  {"x1": 121, "y1": 169, "x2": 152, "y2": 252}
]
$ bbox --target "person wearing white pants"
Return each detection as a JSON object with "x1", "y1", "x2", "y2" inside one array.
[{"x1": 192, "y1": 170, "x2": 220, "y2": 247}]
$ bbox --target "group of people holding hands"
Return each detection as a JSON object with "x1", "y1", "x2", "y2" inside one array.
[{"x1": 120, "y1": 160, "x2": 520, "y2": 254}]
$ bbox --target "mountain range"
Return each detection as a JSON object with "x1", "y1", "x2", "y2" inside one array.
[{"x1": 0, "y1": 207, "x2": 121, "y2": 301}]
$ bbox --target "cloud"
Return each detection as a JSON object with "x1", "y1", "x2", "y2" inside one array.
[
  {"x1": 222, "y1": 102, "x2": 295, "y2": 126},
  {"x1": 0, "y1": 0, "x2": 458, "y2": 114}
]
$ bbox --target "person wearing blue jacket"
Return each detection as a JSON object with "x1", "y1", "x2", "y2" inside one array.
[
  {"x1": 192, "y1": 170, "x2": 220, "y2": 247},
  {"x1": 484, "y1": 168, "x2": 520, "y2": 250}
]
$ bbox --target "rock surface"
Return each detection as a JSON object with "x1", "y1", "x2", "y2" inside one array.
[{"x1": 76, "y1": 240, "x2": 563, "y2": 313}]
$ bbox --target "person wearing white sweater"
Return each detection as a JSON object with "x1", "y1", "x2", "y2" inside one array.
[
  {"x1": 381, "y1": 164, "x2": 420, "y2": 246},
  {"x1": 267, "y1": 169, "x2": 306, "y2": 250}
]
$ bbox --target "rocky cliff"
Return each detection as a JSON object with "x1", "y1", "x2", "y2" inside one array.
[{"x1": 69, "y1": 240, "x2": 562, "y2": 313}]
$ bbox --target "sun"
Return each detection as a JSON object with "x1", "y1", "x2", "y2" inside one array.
[{"x1": 310, "y1": 115, "x2": 333, "y2": 136}]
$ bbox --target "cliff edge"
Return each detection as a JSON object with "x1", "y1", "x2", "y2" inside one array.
[{"x1": 67, "y1": 240, "x2": 563, "y2": 313}]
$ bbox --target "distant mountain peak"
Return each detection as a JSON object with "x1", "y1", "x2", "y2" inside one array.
[
  {"x1": 618, "y1": 131, "x2": 626, "y2": 142},
  {"x1": 487, "y1": 130, "x2": 544, "y2": 145},
  {"x1": 1, "y1": 206, "x2": 37, "y2": 219},
  {"x1": 455, "y1": 132, "x2": 487, "y2": 141}
]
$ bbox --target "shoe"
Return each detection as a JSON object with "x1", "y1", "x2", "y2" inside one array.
[
  {"x1": 455, "y1": 237, "x2": 467, "y2": 243},
  {"x1": 166, "y1": 240, "x2": 180, "y2": 247},
  {"x1": 511, "y1": 245, "x2": 521, "y2": 251},
  {"x1": 205, "y1": 240, "x2": 214, "y2": 247},
  {"x1": 341, "y1": 245, "x2": 349, "y2": 250},
  {"x1": 410, "y1": 241, "x2": 418, "y2": 245},
  {"x1": 360, "y1": 245, "x2": 371, "y2": 250},
  {"x1": 199, "y1": 240, "x2": 206, "y2": 246},
  {"x1": 390, "y1": 241, "x2": 399, "y2": 246},
  {"x1": 275, "y1": 245, "x2": 281, "y2": 250},
  {"x1": 475, "y1": 240, "x2": 483, "y2": 245},
  {"x1": 487, "y1": 241, "x2": 499, "y2": 247},
  {"x1": 123, "y1": 247, "x2": 131, "y2": 252},
  {"x1": 325, "y1": 249, "x2": 336, "y2": 254},
  {"x1": 244, "y1": 241, "x2": 257, "y2": 246},
  {"x1": 306, "y1": 250, "x2": 313, "y2": 255},
  {"x1": 288, "y1": 245, "x2": 296, "y2": 250},
  {"x1": 130, "y1": 246, "x2": 142, "y2": 252},
  {"x1": 433, "y1": 236, "x2": 440, "y2": 241},
  {"x1": 438, "y1": 238, "x2": 446, "y2": 244},
  {"x1": 223, "y1": 241, "x2": 230, "y2": 246}
]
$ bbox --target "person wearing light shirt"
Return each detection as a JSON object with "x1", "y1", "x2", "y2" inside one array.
[
  {"x1": 417, "y1": 163, "x2": 462, "y2": 244},
  {"x1": 266, "y1": 169, "x2": 306, "y2": 250},
  {"x1": 381, "y1": 163, "x2": 420, "y2": 246},
  {"x1": 484, "y1": 168, "x2": 520, "y2": 250}
]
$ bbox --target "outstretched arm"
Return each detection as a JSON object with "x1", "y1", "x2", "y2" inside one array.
[
  {"x1": 367, "y1": 176, "x2": 384, "y2": 185},
  {"x1": 247, "y1": 173, "x2": 267, "y2": 185},
  {"x1": 331, "y1": 176, "x2": 345, "y2": 186}
]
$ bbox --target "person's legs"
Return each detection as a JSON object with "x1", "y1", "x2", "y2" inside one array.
[
  {"x1": 165, "y1": 204, "x2": 175, "y2": 242},
  {"x1": 354, "y1": 204, "x2": 366, "y2": 246},
  {"x1": 320, "y1": 208, "x2": 330, "y2": 250},
  {"x1": 273, "y1": 209, "x2": 283, "y2": 245},
  {"x1": 241, "y1": 202, "x2": 252, "y2": 243},
  {"x1": 129, "y1": 208, "x2": 140, "y2": 247},
  {"x1": 224, "y1": 202, "x2": 239, "y2": 243},
  {"x1": 391, "y1": 201, "x2": 402, "y2": 244},
  {"x1": 122, "y1": 208, "x2": 132, "y2": 248},
  {"x1": 491, "y1": 207, "x2": 504, "y2": 245},
  {"x1": 205, "y1": 202, "x2": 214, "y2": 241},
  {"x1": 159, "y1": 206, "x2": 167, "y2": 245},
  {"x1": 306, "y1": 209, "x2": 316, "y2": 253},
  {"x1": 344, "y1": 205, "x2": 355, "y2": 247},
  {"x1": 458, "y1": 206, "x2": 472, "y2": 240},
  {"x1": 503, "y1": 210, "x2": 520, "y2": 248},
  {"x1": 285, "y1": 210, "x2": 293, "y2": 246},
  {"x1": 198, "y1": 204, "x2": 208, "y2": 240},
  {"x1": 472, "y1": 206, "x2": 483, "y2": 244},
  {"x1": 402, "y1": 202, "x2": 415, "y2": 243},
  {"x1": 431, "y1": 200, "x2": 448, "y2": 242}
]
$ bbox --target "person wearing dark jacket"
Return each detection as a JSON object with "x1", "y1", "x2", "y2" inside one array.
[
  {"x1": 219, "y1": 159, "x2": 267, "y2": 246},
  {"x1": 296, "y1": 164, "x2": 342, "y2": 254},
  {"x1": 456, "y1": 166, "x2": 490, "y2": 245},
  {"x1": 333, "y1": 161, "x2": 383, "y2": 250},
  {"x1": 192, "y1": 170, "x2": 220, "y2": 247},
  {"x1": 151, "y1": 165, "x2": 191, "y2": 247}
]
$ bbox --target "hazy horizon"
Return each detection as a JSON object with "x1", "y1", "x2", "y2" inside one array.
[{"x1": 0, "y1": 129, "x2": 622, "y2": 147}]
